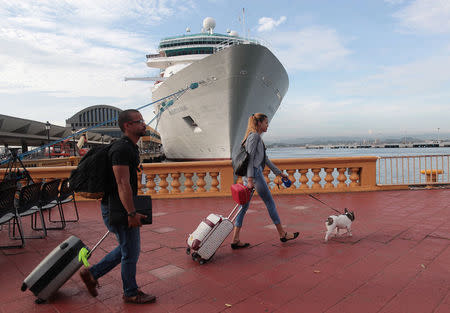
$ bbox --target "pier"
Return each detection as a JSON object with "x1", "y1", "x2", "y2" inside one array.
[
  {"x1": 1, "y1": 156, "x2": 450, "y2": 312},
  {"x1": 0, "y1": 188, "x2": 448, "y2": 312}
]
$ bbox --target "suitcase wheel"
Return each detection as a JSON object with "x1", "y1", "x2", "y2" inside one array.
[
  {"x1": 199, "y1": 259, "x2": 206, "y2": 265},
  {"x1": 191, "y1": 252, "x2": 199, "y2": 261},
  {"x1": 20, "y1": 283, "x2": 27, "y2": 292},
  {"x1": 186, "y1": 247, "x2": 191, "y2": 255},
  {"x1": 35, "y1": 298, "x2": 46, "y2": 304}
]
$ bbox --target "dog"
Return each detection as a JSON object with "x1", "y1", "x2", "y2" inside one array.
[{"x1": 324, "y1": 208, "x2": 355, "y2": 242}]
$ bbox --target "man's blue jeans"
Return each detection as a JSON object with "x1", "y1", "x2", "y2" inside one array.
[
  {"x1": 235, "y1": 166, "x2": 281, "y2": 227},
  {"x1": 89, "y1": 202, "x2": 140, "y2": 297}
]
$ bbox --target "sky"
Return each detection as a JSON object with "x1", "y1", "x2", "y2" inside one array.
[{"x1": 1, "y1": 0, "x2": 449, "y2": 141}]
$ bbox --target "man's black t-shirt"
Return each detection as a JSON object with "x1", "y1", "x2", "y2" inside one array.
[{"x1": 102, "y1": 136, "x2": 140, "y2": 204}]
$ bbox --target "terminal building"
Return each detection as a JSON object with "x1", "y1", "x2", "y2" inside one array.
[
  {"x1": 66, "y1": 105, "x2": 123, "y2": 138},
  {"x1": 1, "y1": 105, "x2": 163, "y2": 162},
  {"x1": 66, "y1": 105, "x2": 163, "y2": 161}
]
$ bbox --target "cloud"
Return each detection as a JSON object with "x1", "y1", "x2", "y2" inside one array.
[
  {"x1": 0, "y1": 0, "x2": 194, "y2": 101},
  {"x1": 0, "y1": 0, "x2": 199, "y2": 125},
  {"x1": 336, "y1": 54, "x2": 450, "y2": 99},
  {"x1": 257, "y1": 16, "x2": 287, "y2": 32},
  {"x1": 393, "y1": 0, "x2": 450, "y2": 34},
  {"x1": 265, "y1": 26, "x2": 351, "y2": 71}
]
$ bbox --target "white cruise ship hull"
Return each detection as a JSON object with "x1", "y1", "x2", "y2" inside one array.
[{"x1": 152, "y1": 44, "x2": 289, "y2": 160}]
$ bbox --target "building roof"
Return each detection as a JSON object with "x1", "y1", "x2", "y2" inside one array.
[{"x1": 0, "y1": 114, "x2": 111, "y2": 147}]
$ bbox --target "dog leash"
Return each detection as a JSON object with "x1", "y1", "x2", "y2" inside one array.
[{"x1": 308, "y1": 194, "x2": 342, "y2": 214}]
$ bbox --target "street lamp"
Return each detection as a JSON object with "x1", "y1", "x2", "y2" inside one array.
[
  {"x1": 71, "y1": 125, "x2": 77, "y2": 156},
  {"x1": 45, "y1": 121, "x2": 51, "y2": 159}
]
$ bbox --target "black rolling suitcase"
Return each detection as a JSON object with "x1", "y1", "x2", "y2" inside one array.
[
  {"x1": 21, "y1": 235, "x2": 87, "y2": 303},
  {"x1": 21, "y1": 232, "x2": 110, "y2": 303}
]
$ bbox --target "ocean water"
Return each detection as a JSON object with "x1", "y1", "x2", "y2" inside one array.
[
  {"x1": 265, "y1": 146, "x2": 450, "y2": 186},
  {"x1": 266, "y1": 146, "x2": 450, "y2": 159}
]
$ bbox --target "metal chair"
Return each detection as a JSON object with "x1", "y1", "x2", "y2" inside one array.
[
  {"x1": 15, "y1": 182, "x2": 46, "y2": 239},
  {"x1": 0, "y1": 186, "x2": 25, "y2": 249},
  {"x1": 33, "y1": 179, "x2": 65, "y2": 231},
  {"x1": 0, "y1": 178, "x2": 18, "y2": 191},
  {"x1": 50, "y1": 178, "x2": 79, "y2": 223}
]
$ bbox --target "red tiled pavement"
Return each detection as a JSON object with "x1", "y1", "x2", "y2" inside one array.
[{"x1": 1, "y1": 189, "x2": 449, "y2": 313}]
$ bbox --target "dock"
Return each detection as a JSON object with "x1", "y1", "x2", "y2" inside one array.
[{"x1": 1, "y1": 189, "x2": 449, "y2": 312}]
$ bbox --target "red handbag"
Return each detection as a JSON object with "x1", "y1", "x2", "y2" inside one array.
[{"x1": 231, "y1": 184, "x2": 253, "y2": 205}]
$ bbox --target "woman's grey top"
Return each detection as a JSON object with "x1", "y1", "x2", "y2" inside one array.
[{"x1": 245, "y1": 132, "x2": 282, "y2": 178}]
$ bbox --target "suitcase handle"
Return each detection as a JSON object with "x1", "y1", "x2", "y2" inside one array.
[
  {"x1": 89, "y1": 231, "x2": 110, "y2": 255},
  {"x1": 79, "y1": 231, "x2": 110, "y2": 268}
]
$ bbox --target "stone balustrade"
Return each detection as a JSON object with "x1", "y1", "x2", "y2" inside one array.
[{"x1": 1, "y1": 156, "x2": 384, "y2": 199}]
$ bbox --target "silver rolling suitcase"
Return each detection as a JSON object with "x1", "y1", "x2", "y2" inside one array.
[
  {"x1": 21, "y1": 235, "x2": 86, "y2": 303},
  {"x1": 186, "y1": 203, "x2": 243, "y2": 264}
]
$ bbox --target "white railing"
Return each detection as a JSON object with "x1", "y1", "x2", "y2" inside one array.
[
  {"x1": 377, "y1": 155, "x2": 450, "y2": 185},
  {"x1": 215, "y1": 38, "x2": 260, "y2": 52}
]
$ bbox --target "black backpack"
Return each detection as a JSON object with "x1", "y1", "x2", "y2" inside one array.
[{"x1": 68, "y1": 143, "x2": 115, "y2": 199}]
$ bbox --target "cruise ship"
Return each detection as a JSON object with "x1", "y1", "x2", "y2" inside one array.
[{"x1": 146, "y1": 17, "x2": 289, "y2": 160}]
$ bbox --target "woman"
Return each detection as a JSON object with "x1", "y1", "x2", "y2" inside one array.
[{"x1": 231, "y1": 113, "x2": 299, "y2": 249}]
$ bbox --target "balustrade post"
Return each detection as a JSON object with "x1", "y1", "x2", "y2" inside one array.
[
  {"x1": 349, "y1": 167, "x2": 360, "y2": 187},
  {"x1": 286, "y1": 169, "x2": 296, "y2": 190},
  {"x1": 158, "y1": 174, "x2": 169, "y2": 194},
  {"x1": 184, "y1": 173, "x2": 194, "y2": 193},
  {"x1": 311, "y1": 168, "x2": 322, "y2": 189},
  {"x1": 299, "y1": 169, "x2": 309, "y2": 189},
  {"x1": 337, "y1": 168, "x2": 347, "y2": 188},
  {"x1": 171, "y1": 172, "x2": 181, "y2": 193},
  {"x1": 324, "y1": 168, "x2": 334, "y2": 189},
  {"x1": 146, "y1": 174, "x2": 156, "y2": 194},
  {"x1": 273, "y1": 176, "x2": 282, "y2": 191},
  {"x1": 209, "y1": 172, "x2": 219, "y2": 192},
  {"x1": 219, "y1": 167, "x2": 234, "y2": 194},
  {"x1": 196, "y1": 173, "x2": 206, "y2": 192}
]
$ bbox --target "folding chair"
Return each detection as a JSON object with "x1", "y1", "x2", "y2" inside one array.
[
  {"x1": 33, "y1": 179, "x2": 65, "y2": 231},
  {"x1": 0, "y1": 186, "x2": 25, "y2": 249},
  {"x1": 15, "y1": 182, "x2": 46, "y2": 239},
  {"x1": 49, "y1": 178, "x2": 79, "y2": 223}
]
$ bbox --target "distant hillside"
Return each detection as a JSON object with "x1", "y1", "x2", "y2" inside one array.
[{"x1": 264, "y1": 132, "x2": 449, "y2": 148}]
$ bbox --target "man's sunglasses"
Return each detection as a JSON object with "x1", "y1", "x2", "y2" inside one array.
[{"x1": 128, "y1": 119, "x2": 145, "y2": 124}]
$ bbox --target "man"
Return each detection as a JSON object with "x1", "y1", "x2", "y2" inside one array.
[{"x1": 79, "y1": 109, "x2": 155, "y2": 304}]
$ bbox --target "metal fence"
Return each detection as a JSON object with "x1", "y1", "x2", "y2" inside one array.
[{"x1": 377, "y1": 155, "x2": 450, "y2": 185}]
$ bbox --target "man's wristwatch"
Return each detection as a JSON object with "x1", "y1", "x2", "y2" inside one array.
[{"x1": 127, "y1": 211, "x2": 137, "y2": 217}]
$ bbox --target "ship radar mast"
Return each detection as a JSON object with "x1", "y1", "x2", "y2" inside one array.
[{"x1": 202, "y1": 17, "x2": 216, "y2": 34}]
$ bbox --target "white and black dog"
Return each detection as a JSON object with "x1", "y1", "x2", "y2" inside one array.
[{"x1": 324, "y1": 208, "x2": 355, "y2": 242}]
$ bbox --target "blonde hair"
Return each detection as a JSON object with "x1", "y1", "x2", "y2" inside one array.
[{"x1": 242, "y1": 113, "x2": 268, "y2": 144}]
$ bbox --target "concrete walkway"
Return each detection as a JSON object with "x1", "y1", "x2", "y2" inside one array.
[{"x1": 1, "y1": 189, "x2": 449, "y2": 313}]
